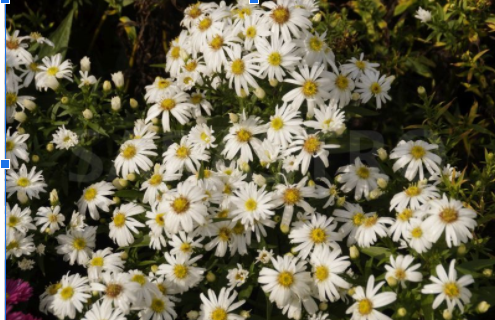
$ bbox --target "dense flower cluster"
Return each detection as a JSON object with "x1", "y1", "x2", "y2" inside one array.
[{"x1": 5, "y1": 1, "x2": 490, "y2": 320}]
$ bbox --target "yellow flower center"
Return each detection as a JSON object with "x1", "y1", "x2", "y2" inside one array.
[
  {"x1": 180, "y1": 242, "x2": 191, "y2": 253},
  {"x1": 149, "y1": 174, "x2": 163, "y2": 186},
  {"x1": 106, "y1": 284, "x2": 123, "y2": 298},
  {"x1": 151, "y1": 298, "x2": 166, "y2": 313},
  {"x1": 209, "y1": 35, "x2": 224, "y2": 50},
  {"x1": 48, "y1": 283, "x2": 62, "y2": 295},
  {"x1": 7, "y1": 216, "x2": 19, "y2": 228},
  {"x1": 411, "y1": 226, "x2": 423, "y2": 238},
  {"x1": 356, "y1": 166, "x2": 370, "y2": 179},
  {"x1": 188, "y1": 5, "x2": 202, "y2": 19},
  {"x1": 302, "y1": 80, "x2": 318, "y2": 97},
  {"x1": 335, "y1": 75, "x2": 349, "y2": 90},
  {"x1": 405, "y1": 185, "x2": 421, "y2": 197},
  {"x1": 174, "y1": 264, "x2": 189, "y2": 279},
  {"x1": 60, "y1": 287, "x2": 74, "y2": 301},
  {"x1": 161, "y1": 98, "x2": 176, "y2": 111},
  {"x1": 200, "y1": 132, "x2": 211, "y2": 143},
  {"x1": 170, "y1": 46, "x2": 181, "y2": 59},
  {"x1": 155, "y1": 213, "x2": 165, "y2": 226},
  {"x1": 364, "y1": 214, "x2": 378, "y2": 227},
  {"x1": 309, "y1": 36, "x2": 323, "y2": 52},
  {"x1": 198, "y1": 17, "x2": 212, "y2": 31},
  {"x1": 84, "y1": 187, "x2": 97, "y2": 201},
  {"x1": 236, "y1": 129, "x2": 252, "y2": 143},
  {"x1": 284, "y1": 188, "x2": 301, "y2": 205},
  {"x1": 185, "y1": 60, "x2": 198, "y2": 72},
  {"x1": 49, "y1": 214, "x2": 59, "y2": 223},
  {"x1": 315, "y1": 266, "x2": 329, "y2": 281},
  {"x1": 157, "y1": 78, "x2": 170, "y2": 89},
  {"x1": 217, "y1": 210, "x2": 229, "y2": 219},
  {"x1": 211, "y1": 307, "x2": 228, "y2": 320},
  {"x1": 121, "y1": 145, "x2": 137, "y2": 159},
  {"x1": 29, "y1": 62, "x2": 39, "y2": 72},
  {"x1": 358, "y1": 299, "x2": 373, "y2": 315},
  {"x1": 271, "y1": 6, "x2": 290, "y2": 24},
  {"x1": 218, "y1": 227, "x2": 232, "y2": 241},
  {"x1": 17, "y1": 177, "x2": 30, "y2": 188},
  {"x1": 6, "y1": 39, "x2": 19, "y2": 50},
  {"x1": 278, "y1": 271, "x2": 294, "y2": 288},
  {"x1": 191, "y1": 93, "x2": 203, "y2": 105},
  {"x1": 303, "y1": 136, "x2": 321, "y2": 154},
  {"x1": 172, "y1": 196, "x2": 190, "y2": 214},
  {"x1": 355, "y1": 60, "x2": 366, "y2": 70},
  {"x1": 444, "y1": 282, "x2": 460, "y2": 298},
  {"x1": 246, "y1": 26, "x2": 257, "y2": 38},
  {"x1": 90, "y1": 256, "x2": 104, "y2": 267},
  {"x1": 73, "y1": 237, "x2": 87, "y2": 250},
  {"x1": 231, "y1": 59, "x2": 245, "y2": 75},
  {"x1": 395, "y1": 268, "x2": 406, "y2": 280},
  {"x1": 113, "y1": 213, "x2": 126, "y2": 228},
  {"x1": 157, "y1": 283, "x2": 167, "y2": 295},
  {"x1": 310, "y1": 228, "x2": 327, "y2": 244},
  {"x1": 6, "y1": 241, "x2": 18, "y2": 250},
  {"x1": 271, "y1": 117, "x2": 284, "y2": 131},
  {"x1": 268, "y1": 52, "x2": 282, "y2": 66},
  {"x1": 233, "y1": 222, "x2": 245, "y2": 235},
  {"x1": 131, "y1": 274, "x2": 146, "y2": 286},
  {"x1": 370, "y1": 82, "x2": 382, "y2": 94},
  {"x1": 410, "y1": 145, "x2": 426, "y2": 159},
  {"x1": 397, "y1": 209, "x2": 413, "y2": 221},
  {"x1": 6, "y1": 92, "x2": 17, "y2": 106},
  {"x1": 352, "y1": 212, "x2": 365, "y2": 226},
  {"x1": 440, "y1": 207, "x2": 458, "y2": 223},
  {"x1": 6, "y1": 140, "x2": 14, "y2": 152},
  {"x1": 47, "y1": 66, "x2": 59, "y2": 76},
  {"x1": 245, "y1": 198, "x2": 258, "y2": 212},
  {"x1": 223, "y1": 184, "x2": 232, "y2": 195},
  {"x1": 175, "y1": 145, "x2": 190, "y2": 159}
]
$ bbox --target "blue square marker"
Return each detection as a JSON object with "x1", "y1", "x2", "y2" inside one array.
[
  {"x1": 1, "y1": 159, "x2": 10, "y2": 169},
  {"x1": 1, "y1": 0, "x2": 10, "y2": 4},
  {"x1": 249, "y1": 0, "x2": 259, "y2": 4}
]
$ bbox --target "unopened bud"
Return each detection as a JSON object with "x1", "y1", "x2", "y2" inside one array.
[
  {"x1": 273, "y1": 215, "x2": 281, "y2": 223},
  {"x1": 239, "y1": 89, "x2": 248, "y2": 98},
  {"x1": 99, "y1": 218, "x2": 106, "y2": 224},
  {"x1": 386, "y1": 276, "x2": 397, "y2": 287},
  {"x1": 312, "y1": 13, "x2": 322, "y2": 22},
  {"x1": 151, "y1": 265, "x2": 159, "y2": 273},
  {"x1": 488, "y1": 153, "x2": 494, "y2": 161},
  {"x1": 377, "y1": 178, "x2": 388, "y2": 189},
  {"x1": 113, "y1": 197, "x2": 121, "y2": 205},
  {"x1": 112, "y1": 178, "x2": 124, "y2": 190},
  {"x1": 130, "y1": 98, "x2": 139, "y2": 109},
  {"x1": 121, "y1": 252, "x2": 128, "y2": 260},
  {"x1": 442, "y1": 309, "x2": 452, "y2": 320},
  {"x1": 126, "y1": 173, "x2": 137, "y2": 182},
  {"x1": 111, "y1": 71, "x2": 125, "y2": 89},
  {"x1": 103, "y1": 80, "x2": 112, "y2": 91},
  {"x1": 336, "y1": 196, "x2": 346, "y2": 207},
  {"x1": 196, "y1": 116, "x2": 207, "y2": 125},
  {"x1": 61, "y1": 97, "x2": 69, "y2": 104},
  {"x1": 350, "y1": 246, "x2": 359, "y2": 259},
  {"x1": 280, "y1": 224, "x2": 290, "y2": 234},
  {"x1": 151, "y1": 118, "x2": 160, "y2": 125},
  {"x1": 186, "y1": 311, "x2": 199, "y2": 320},
  {"x1": 457, "y1": 244, "x2": 467, "y2": 256},
  {"x1": 111, "y1": 96, "x2": 121, "y2": 111},
  {"x1": 308, "y1": 180, "x2": 316, "y2": 187},
  {"x1": 31, "y1": 155, "x2": 40, "y2": 163},
  {"x1": 254, "y1": 87, "x2": 266, "y2": 99},
  {"x1": 83, "y1": 109, "x2": 93, "y2": 120},
  {"x1": 151, "y1": 125, "x2": 160, "y2": 133},
  {"x1": 46, "y1": 143, "x2": 54, "y2": 152},
  {"x1": 351, "y1": 92, "x2": 361, "y2": 101},
  {"x1": 252, "y1": 174, "x2": 266, "y2": 187},
  {"x1": 17, "y1": 191, "x2": 29, "y2": 204},
  {"x1": 397, "y1": 308, "x2": 407, "y2": 317},
  {"x1": 240, "y1": 310, "x2": 251, "y2": 319},
  {"x1": 483, "y1": 268, "x2": 492, "y2": 277},
  {"x1": 50, "y1": 189, "x2": 59, "y2": 206},
  {"x1": 269, "y1": 79, "x2": 278, "y2": 87},
  {"x1": 23, "y1": 99, "x2": 36, "y2": 111},
  {"x1": 417, "y1": 86, "x2": 426, "y2": 96},
  {"x1": 206, "y1": 271, "x2": 216, "y2": 282},
  {"x1": 92, "y1": 291, "x2": 99, "y2": 297},
  {"x1": 377, "y1": 148, "x2": 388, "y2": 161},
  {"x1": 477, "y1": 301, "x2": 490, "y2": 313},
  {"x1": 319, "y1": 302, "x2": 328, "y2": 311},
  {"x1": 335, "y1": 124, "x2": 346, "y2": 136},
  {"x1": 17, "y1": 127, "x2": 25, "y2": 134},
  {"x1": 229, "y1": 113, "x2": 239, "y2": 123},
  {"x1": 80, "y1": 56, "x2": 91, "y2": 72},
  {"x1": 347, "y1": 287, "x2": 356, "y2": 296},
  {"x1": 118, "y1": 178, "x2": 128, "y2": 188},
  {"x1": 369, "y1": 189, "x2": 382, "y2": 200},
  {"x1": 14, "y1": 111, "x2": 27, "y2": 123}
]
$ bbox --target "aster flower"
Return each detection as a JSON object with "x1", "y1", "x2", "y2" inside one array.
[
  {"x1": 384, "y1": 255, "x2": 423, "y2": 288},
  {"x1": 115, "y1": 138, "x2": 158, "y2": 178},
  {"x1": 109, "y1": 203, "x2": 145, "y2": 247},
  {"x1": 77, "y1": 181, "x2": 115, "y2": 220},
  {"x1": 199, "y1": 288, "x2": 245, "y2": 320},
  {"x1": 356, "y1": 70, "x2": 393, "y2": 109},
  {"x1": 6, "y1": 129, "x2": 30, "y2": 169},
  {"x1": 56, "y1": 226, "x2": 97, "y2": 266},
  {"x1": 222, "y1": 111, "x2": 266, "y2": 162},
  {"x1": 35, "y1": 53, "x2": 73, "y2": 90},
  {"x1": 51, "y1": 126, "x2": 79, "y2": 150},
  {"x1": 389, "y1": 140, "x2": 442, "y2": 181},
  {"x1": 6, "y1": 164, "x2": 47, "y2": 200},
  {"x1": 51, "y1": 273, "x2": 91, "y2": 319},
  {"x1": 266, "y1": 103, "x2": 304, "y2": 149}
]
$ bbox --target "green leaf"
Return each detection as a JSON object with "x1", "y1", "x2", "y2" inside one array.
[
  {"x1": 115, "y1": 190, "x2": 143, "y2": 200},
  {"x1": 394, "y1": 0, "x2": 416, "y2": 16},
  {"x1": 421, "y1": 294, "x2": 435, "y2": 320},
  {"x1": 360, "y1": 247, "x2": 391, "y2": 259},
  {"x1": 87, "y1": 122, "x2": 109, "y2": 137},
  {"x1": 239, "y1": 285, "x2": 253, "y2": 300},
  {"x1": 39, "y1": 9, "x2": 74, "y2": 59},
  {"x1": 457, "y1": 259, "x2": 495, "y2": 276}
]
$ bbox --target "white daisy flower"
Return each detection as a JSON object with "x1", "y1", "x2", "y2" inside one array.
[
  {"x1": 165, "y1": 31, "x2": 190, "y2": 77},
  {"x1": 109, "y1": 203, "x2": 145, "y2": 247},
  {"x1": 52, "y1": 273, "x2": 91, "y2": 319},
  {"x1": 239, "y1": 13, "x2": 271, "y2": 51},
  {"x1": 169, "y1": 231, "x2": 203, "y2": 258},
  {"x1": 145, "y1": 77, "x2": 175, "y2": 103},
  {"x1": 283, "y1": 63, "x2": 332, "y2": 117},
  {"x1": 35, "y1": 53, "x2": 73, "y2": 90},
  {"x1": 346, "y1": 275, "x2": 397, "y2": 320},
  {"x1": 6, "y1": 232, "x2": 35, "y2": 258},
  {"x1": 51, "y1": 125, "x2": 79, "y2": 150},
  {"x1": 141, "y1": 164, "x2": 177, "y2": 206},
  {"x1": 225, "y1": 45, "x2": 259, "y2": 97},
  {"x1": 6, "y1": 164, "x2": 47, "y2": 200},
  {"x1": 6, "y1": 128, "x2": 30, "y2": 169},
  {"x1": 115, "y1": 139, "x2": 157, "y2": 178},
  {"x1": 199, "y1": 288, "x2": 245, "y2": 320},
  {"x1": 385, "y1": 255, "x2": 423, "y2": 288},
  {"x1": 297, "y1": 30, "x2": 334, "y2": 67},
  {"x1": 404, "y1": 219, "x2": 433, "y2": 254},
  {"x1": 389, "y1": 181, "x2": 439, "y2": 211},
  {"x1": 227, "y1": 264, "x2": 249, "y2": 288},
  {"x1": 340, "y1": 53, "x2": 379, "y2": 80},
  {"x1": 327, "y1": 68, "x2": 355, "y2": 108},
  {"x1": 414, "y1": 7, "x2": 432, "y2": 23},
  {"x1": 163, "y1": 181, "x2": 209, "y2": 234},
  {"x1": 6, "y1": 30, "x2": 32, "y2": 64},
  {"x1": 87, "y1": 248, "x2": 125, "y2": 281},
  {"x1": 355, "y1": 213, "x2": 394, "y2": 248},
  {"x1": 190, "y1": 7, "x2": 230, "y2": 52},
  {"x1": 388, "y1": 207, "x2": 424, "y2": 242},
  {"x1": 78, "y1": 70, "x2": 97, "y2": 87},
  {"x1": 129, "y1": 270, "x2": 161, "y2": 306},
  {"x1": 6, "y1": 88, "x2": 35, "y2": 124},
  {"x1": 82, "y1": 300, "x2": 126, "y2": 320},
  {"x1": 304, "y1": 101, "x2": 346, "y2": 135},
  {"x1": 205, "y1": 220, "x2": 236, "y2": 257},
  {"x1": 35, "y1": 205, "x2": 65, "y2": 234},
  {"x1": 189, "y1": 91, "x2": 213, "y2": 118},
  {"x1": 356, "y1": 70, "x2": 393, "y2": 109},
  {"x1": 256, "y1": 247, "x2": 274, "y2": 264},
  {"x1": 259, "y1": 254, "x2": 313, "y2": 308},
  {"x1": 262, "y1": 0, "x2": 311, "y2": 43},
  {"x1": 157, "y1": 253, "x2": 205, "y2": 293},
  {"x1": 289, "y1": 213, "x2": 342, "y2": 259},
  {"x1": 78, "y1": 181, "x2": 115, "y2": 220},
  {"x1": 256, "y1": 139, "x2": 283, "y2": 167},
  {"x1": 146, "y1": 88, "x2": 193, "y2": 132},
  {"x1": 421, "y1": 260, "x2": 474, "y2": 312},
  {"x1": 69, "y1": 210, "x2": 87, "y2": 231},
  {"x1": 267, "y1": 103, "x2": 304, "y2": 149},
  {"x1": 429, "y1": 164, "x2": 460, "y2": 186},
  {"x1": 222, "y1": 111, "x2": 265, "y2": 162},
  {"x1": 203, "y1": 25, "x2": 241, "y2": 73},
  {"x1": 337, "y1": 157, "x2": 388, "y2": 201},
  {"x1": 56, "y1": 226, "x2": 97, "y2": 265},
  {"x1": 231, "y1": 181, "x2": 277, "y2": 230},
  {"x1": 310, "y1": 246, "x2": 351, "y2": 302},
  {"x1": 423, "y1": 194, "x2": 477, "y2": 247},
  {"x1": 315, "y1": 177, "x2": 338, "y2": 208},
  {"x1": 274, "y1": 176, "x2": 315, "y2": 229},
  {"x1": 91, "y1": 271, "x2": 140, "y2": 314},
  {"x1": 333, "y1": 202, "x2": 369, "y2": 246},
  {"x1": 6, "y1": 203, "x2": 35, "y2": 237},
  {"x1": 139, "y1": 292, "x2": 177, "y2": 320},
  {"x1": 163, "y1": 136, "x2": 210, "y2": 174},
  {"x1": 188, "y1": 123, "x2": 217, "y2": 150},
  {"x1": 389, "y1": 140, "x2": 442, "y2": 181}
]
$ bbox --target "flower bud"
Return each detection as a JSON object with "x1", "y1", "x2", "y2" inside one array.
[
  {"x1": 32, "y1": 155, "x2": 40, "y2": 163},
  {"x1": 23, "y1": 99, "x2": 36, "y2": 111},
  {"x1": 83, "y1": 109, "x2": 93, "y2": 120},
  {"x1": 280, "y1": 224, "x2": 290, "y2": 234},
  {"x1": 240, "y1": 310, "x2": 251, "y2": 319},
  {"x1": 151, "y1": 265, "x2": 159, "y2": 273},
  {"x1": 336, "y1": 196, "x2": 346, "y2": 207},
  {"x1": 121, "y1": 252, "x2": 128, "y2": 260},
  {"x1": 118, "y1": 178, "x2": 129, "y2": 188},
  {"x1": 50, "y1": 189, "x2": 59, "y2": 206},
  {"x1": 350, "y1": 246, "x2": 359, "y2": 259},
  {"x1": 92, "y1": 290, "x2": 100, "y2": 297},
  {"x1": 196, "y1": 116, "x2": 207, "y2": 125},
  {"x1": 477, "y1": 301, "x2": 490, "y2": 313},
  {"x1": 335, "y1": 175, "x2": 343, "y2": 183},
  {"x1": 273, "y1": 215, "x2": 281, "y2": 223},
  {"x1": 103, "y1": 80, "x2": 112, "y2": 91},
  {"x1": 347, "y1": 287, "x2": 356, "y2": 296},
  {"x1": 377, "y1": 178, "x2": 388, "y2": 189},
  {"x1": 113, "y1": 197, "x2": 121, "y2": 205},
  {"x1": 308, "y1": 180, "x2": 316, "y2": 187},
  {"x1": 130, "y1": 98, "x2": 139, "y2": 109},
  {"x1": 206, "y1": 271, "x2": 216, "y2": 282},
  {"x1": 312, "y1": 13, "x2": 322, "y2": 22},
  {"x1": 46, "y1": 143, "x2": 54, "y2": 152},
  {"x1": 61, "y1": 97, "x2": 69, "y2": 104},
  {"x1": 319, "y1": 302, "x2": 328, "y2": 311},
  {"x1": 14, "y1": 111, "x2": 27, "y2": 123},
  {"x1": 269, "y1": 79, "x2": 278, "y2": 87},
  {"x1": 442, "y1": 309, "x2": 452, "y2": 320},
  {"x1": 457, "y1": 244, "x2": 467, "y2": 256},
  {"x1": 417, "y1": 86, "x2": 426, "y2": 96},
  {"x1": 126, "y1": 173, "x2": 137, "y2": 182},
  {"x1": 397, "y1": 308, "x2": 407, "y2": 317},
  {"x1": 483, "y1": 268, "x2": 492, "y2": 277},
  {"x1": 17, "y1": 191, "x2": 29, "y2": 204},
  {"x1": 239, "y1": 161, "x2": 250, "y2": 172},
  {"x1": 369, "y1": 189, "x2": 382, "y2": 200},
  {"x1": 112, "y1": 71, "x2": 125, "y2": 89},
  {"x1": 17, "y1": 127, "x2": 25, "y2": 134},
  {"x1": 488, "y1": 153, "x2": 494, "y2": 161},
  {"x1": 253, "y1": 174, "x2": 266, "y2": 187},
  {"x1": 377, "y1": 148, "x2": 388, "y2": 160},
  {"x1": 351, "y1": 92, "x2": 361, "y2": 101},
  {"x1": 229, "y1": 113, "x2": 239, "y2": 123},
  {"x1": 112, "y1": 178, "x2": 124, "y2": 190},
  {"x1": 186, "y1": 311, "x2": 199, "y2": 320},
  {"x1": 80, "y1": 56, "x2": 91, "y2": 72},
  {"x1": 386, "y1": 276, "x2": 397, "y2": 287},
  {"x1": 151, "y1": 125, "x2": 160, "y2": 133},
  {"x1": 254, "y1": 87, "x2": 266, "y2": 99},
  {"x1": 111, "y1": 96, "x2": 121, "y2": 111},
  {"x1": 335, "y1": 124, "x2": 346, "y2": 136}
]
